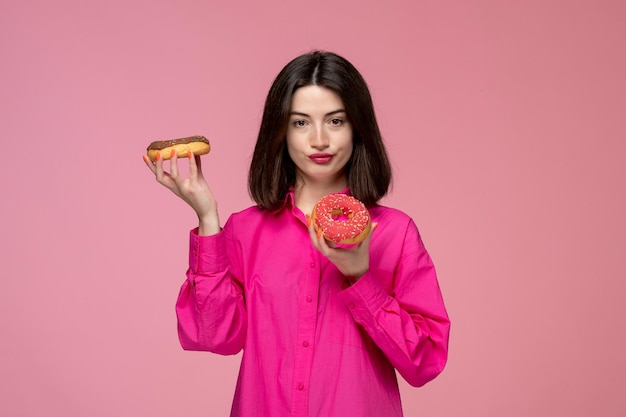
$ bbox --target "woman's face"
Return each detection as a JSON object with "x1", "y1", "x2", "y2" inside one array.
[{"x1": 286, "y1": 85, "x2": 353, "y2": 187}]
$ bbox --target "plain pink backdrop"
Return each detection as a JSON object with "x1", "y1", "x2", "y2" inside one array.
[{"x1": 1, "y1": 1, "x2": 625, "y2": 416}]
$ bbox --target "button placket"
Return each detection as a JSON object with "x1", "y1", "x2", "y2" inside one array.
[{"x1": 291, "y1": 250, "x2": 321, "y2": 415}]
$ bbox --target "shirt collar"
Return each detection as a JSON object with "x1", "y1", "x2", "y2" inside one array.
[{"x1": 273, "y1": 187, "x2": 352, "y2": 215}]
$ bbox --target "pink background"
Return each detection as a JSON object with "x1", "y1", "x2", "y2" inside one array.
[{"x1": 1, "y1": 1, "x2": 625, "y2": 416}]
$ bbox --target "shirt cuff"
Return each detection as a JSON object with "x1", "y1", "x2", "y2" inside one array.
[
  {"x1": 339, "y1": 271, "x2": 388, "y2": 320},
  {"x1": 189, "y1": 227, "x2": 228, "y2": 274}
]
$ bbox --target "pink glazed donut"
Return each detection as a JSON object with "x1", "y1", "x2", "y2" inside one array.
[{"x1": 311, "y1": 194, "x2": 371, "y2": 245}]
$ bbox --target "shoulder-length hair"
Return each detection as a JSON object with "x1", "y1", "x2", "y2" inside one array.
[{"x1": 248, "y1": 51, "x2": 392, "y2": 210}]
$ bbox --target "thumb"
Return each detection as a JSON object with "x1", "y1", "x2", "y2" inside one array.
[{"x1": 361, "y1": 221, "x2": 378, "y2": 248}]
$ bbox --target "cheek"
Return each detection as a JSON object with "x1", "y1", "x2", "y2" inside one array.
[
  {"x1": 342, "y1": 131, "x2": 354, "y2": 154},
  {"x1": 285, "y1": 136, "x2": 303, "y2": 164},
  {"x1": 285, "y1": 133, "x2": 297, "y2": 153},
  {"x1": 341, "y1": 142, "x2": 353, "y2": 158}
]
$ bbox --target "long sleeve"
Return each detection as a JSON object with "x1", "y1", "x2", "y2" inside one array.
[
  {"x1": 171, "y1": 202, "x2": 449, "y2": 416},
  {"x1": 175, "y1": 225, "x2": 247, "y2": 355},
  {"x1": 339, "y1": 217, "x2": 450, "y2": 387}
]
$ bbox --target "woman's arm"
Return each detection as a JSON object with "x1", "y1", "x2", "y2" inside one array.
[
  {"x1": 176, "y1": 225, "x2": 247, "y2": 355},
  {"x1": 338, "y1": 219, "x2": 450, "y2": 387},
  {"x1": 143, "y1": 150, "x2": 247, "y2": 353}
]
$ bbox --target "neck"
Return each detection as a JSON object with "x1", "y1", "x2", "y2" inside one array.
[{"x1": 293, "y1": 176, "x2": 348, "y2": 215}]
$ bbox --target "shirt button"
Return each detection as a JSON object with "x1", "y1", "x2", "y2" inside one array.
[
  {"x1": 302, "y1": 341, "x2": 309, "y2": 347},
  {"x1": 297, "y1": 383, "x2": 304, "y2": 391},
  {"x1": 349, "y1": 302, "x2": 356, "y2": 309},
  {"x1": 306, "y1": 295, "x2": 312, "y2": 303}
]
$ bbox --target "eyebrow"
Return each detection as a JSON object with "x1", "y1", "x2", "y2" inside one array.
[{"x1": 289, "y1": 109, "x2": 347, "y2": 118}]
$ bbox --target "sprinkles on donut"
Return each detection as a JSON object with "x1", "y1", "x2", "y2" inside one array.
[{"x1": 311, "y1": 194, "x2": 371, "y2": 245}]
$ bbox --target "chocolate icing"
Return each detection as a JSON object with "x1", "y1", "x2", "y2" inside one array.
[{"x1": 147, "y1": 135, "x2": 209, "y2": 151}]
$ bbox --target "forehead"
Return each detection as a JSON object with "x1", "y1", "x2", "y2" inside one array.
[{"x1": 290, "y1": 85, "x2": 345, "y2": 114}]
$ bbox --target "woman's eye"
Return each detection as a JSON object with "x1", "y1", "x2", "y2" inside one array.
[
  {"x1": 293, "y1": 120, "x2": 307, "y2": 127},
  {"x1": 329, "y1": 118, "x2": 343, "y2": 126}
]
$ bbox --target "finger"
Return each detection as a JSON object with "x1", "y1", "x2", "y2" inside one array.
[
  {"x1": 170, "y1": 149, "x2": 179, "y2": 179},
  {"x1": 154, "y1": 152, "x2": 166, "y2": 181},
  {"x1": 368, "y1": 222, "x2": 379, "y2": 238},
  {"x1": 359, "y1": 222, "x2": 379, "y2": 250},
  {"x1": 142, "y1": 155, "x2": 156, "y2": 174},
  {"x1": 195, "y1": 154, "x2": 203, "y2": 175},
  {"x1": 316, "y1": 229, "x2": 335, "y2": 255},
  {"x1": 307, "y1": 219, "x2": 319, "y2": 248},
  {"x1": 188, "y1": 151, "x2": 198, "y2": 180},
  {"x1": 307, "y1": 219, "x2": 325, "y2": 252},
  {"x1": 325, "y1": 238, "x2": 337, "y2": 249}
]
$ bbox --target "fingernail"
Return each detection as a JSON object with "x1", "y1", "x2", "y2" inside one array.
[
  {"x1": 156, "y1": 152, "x2": 161, "y2": 161},
  {"x1": 171, "y1": 149, "x2": 176, "y2": 158},
  {"x1": 142, "y1": 155, "x2": 148, "y2": 163},
  {"x1": 188, "y1": 150, "x2": 193, "y2": 158},
  {"x1": 317, "y1": 229, "x2": 323, "y2": 238},
  {"x1": 305, "y1": 214, "x2": 311, "y2": 226}
]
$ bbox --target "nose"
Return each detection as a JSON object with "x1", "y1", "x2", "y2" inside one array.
[{"x1": 310, "y1": 125, "x2": 329, "y2": 149}]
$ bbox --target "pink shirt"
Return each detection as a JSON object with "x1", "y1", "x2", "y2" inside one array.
[{"x1": 176, "y1": 192, "x2": 450, "y2": 417}]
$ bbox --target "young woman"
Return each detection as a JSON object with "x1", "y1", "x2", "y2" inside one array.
[{"x1": 144, "y1": 51, "x2": 450, "y2": 417}]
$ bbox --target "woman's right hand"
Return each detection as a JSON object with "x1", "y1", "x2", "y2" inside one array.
[{"x1": 143, "y1": 150, "x2": 221, "y2": 235}]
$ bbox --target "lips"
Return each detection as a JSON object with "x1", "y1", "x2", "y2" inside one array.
[{"x1": 309, "y1": 153, "x2": 333, "y2": 164}]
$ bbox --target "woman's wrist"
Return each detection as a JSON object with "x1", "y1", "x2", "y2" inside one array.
[
  {"x1": 197, "y1": 213, "x2": 221, "y2": 236},
  {"x1": 345, "y1": 267, "x2": 367, "y2": 284}
]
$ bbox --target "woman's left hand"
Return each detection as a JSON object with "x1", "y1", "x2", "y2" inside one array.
[{"x1": 307, "y1": 216, "x2": 378, "y2": 283}]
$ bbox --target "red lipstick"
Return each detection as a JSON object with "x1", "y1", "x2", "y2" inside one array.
[{"x1": 309, "y1": 153, "x2": 333, "y2": 164}]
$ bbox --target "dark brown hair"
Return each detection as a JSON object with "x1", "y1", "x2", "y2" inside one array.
[{"x1": 248, "y1": 51, "x2": 392, "y2": 210}]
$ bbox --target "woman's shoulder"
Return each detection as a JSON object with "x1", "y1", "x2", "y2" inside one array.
[
  {"x1": 227, "y1": 204, "x2": 290, "y2": 227},
  {"x1": 233, "y1": 205, "x2": 264, "y2": 216},
  {"x1": 370, "y1": 204, "x2": 428, "y2": 253},
  {"x1": 369, "y1": 204, "x2": 413, "y2": 224},
  {"x1": 369, "y1": 204, "x2": 424, "y2": 238},
  {"x1": 221, "y1": 206, "x2": 266, "y2": 239},
  {"x1": 227, "y1": 205, "x2": 267, "y2": 223}
]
